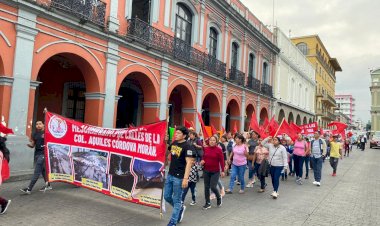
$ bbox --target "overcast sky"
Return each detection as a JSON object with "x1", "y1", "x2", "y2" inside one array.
[{"x1": 240, "y1": 0, "x2": 379, "y2": 123}]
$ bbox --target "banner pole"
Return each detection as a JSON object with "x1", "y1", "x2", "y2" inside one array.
[
  {"x1": 274, "y1": 118, "x2": 285, "y2": 138},
  {"x1": 160, "y1": 107, "x2": 171, "y2": 219},
  {"x1": 43, "y1": 107, "x2": 49, "y2": 191}
]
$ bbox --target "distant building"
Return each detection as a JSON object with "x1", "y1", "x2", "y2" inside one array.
[
  {"x1": 335, "y1": 111, "x2": 350, "y2": 125},
  {"x1": 370, "y1": 68, "x2": 380, "y2": 131},
  {"x1": 335, "y1": 94, "x2": 355, "y2": 124}
]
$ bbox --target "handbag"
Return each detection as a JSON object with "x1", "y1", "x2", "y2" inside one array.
[{"x1": 258, "y1": 159, "x2": 270, "y2": 177}]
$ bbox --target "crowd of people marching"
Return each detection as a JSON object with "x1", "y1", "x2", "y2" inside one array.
[{"x1": 164, "y1": 124, "x2": 364, "y2": 226}]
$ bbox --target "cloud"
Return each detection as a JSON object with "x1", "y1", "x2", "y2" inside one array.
[{"x1": 240, "y1": 0, "x2": 379, "y2": 123}]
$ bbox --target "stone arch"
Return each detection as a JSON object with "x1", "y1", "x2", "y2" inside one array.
[
  {"x1": 168, "y1": 84, "x2": 196, "y2": 127},
  {"x1": 303, "y1": 116, "x2": 307, "y2": 125},
  {"x1": 288, "y1": 112, "x2": 294, "y2": 123},
  {"x1": 202, "y1": 92, "x2": 221, "y2": 127},
  {"x1": 309, "y1": 118, "x2": 313, "y2": 124},
  {"x1": 226, "y1": 98, "x2": 241, "y2": 132},
  {"x1": 278, "y1": 109, "x2": 285, "y2": 123},
  {"x1": 245, "y1": 104, "x2": 255, "y2": 131},
  {"x1": 296, "y1": 114, "x2": 301, "y2": 125},
  {"x1": 259, "y1": 107, "x2": 269, "y2": 125}
]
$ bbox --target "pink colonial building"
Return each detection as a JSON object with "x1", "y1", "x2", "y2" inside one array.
[
  {"x1": 335, "y1": 94, "x2": 356, "y2": 124},
  {"x1": 0, "y1": 0, "x2": 278, "y2": 172}
]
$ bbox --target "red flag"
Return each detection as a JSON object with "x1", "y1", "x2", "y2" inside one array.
[
  {"x1": 211, "y1": 124, "x2": 218, "y2": 135},
  {"x1": 262, "y1": 117, "x2": 270, "y2": 128},
  {"x1": 190, "y1": 121, "x2": 195, "y2": 128},
  {"x1": 197, "y1": 112, "x2": 210, "y2": 139},
  {"x1": 277, "y1": 119, "x2": 298, "y2": 141},
  {"x1": 320, "y1": 128, "x2": 324, "y2": 135},
  {"x1": 290, "y1": 122, "x2": 302, "y2": 134},
  {"x1": 258, "y1": 125, "x2": 268, "y2": 139},
  {"x1": 183, "y1": 118, "x2": 192, "y2": 128},
  {"x1": 155, "y1": 116, "x2": 160, "y2": 122},
  {"x1": 249, "y1": 112, "x2": 260, "y2": 133},
  {"x1": 268, "y1": 117, "x2": 279, "y2": 136},
  {"x1": 233, "y1": 121, "x2": 238, "y2": 134},
  {"x1": 327, "y1": 121, "x2": 348, "y2": 133},
  {"x1": 0, "y1": 123, "x2": 13, "y2": 135}
]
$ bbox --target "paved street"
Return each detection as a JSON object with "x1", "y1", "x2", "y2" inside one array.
[{"x1": 1, "y1": 145, "x2": 379, "y2": 226}]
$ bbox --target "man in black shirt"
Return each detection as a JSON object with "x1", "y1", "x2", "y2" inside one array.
[
  {"x1": 164, "y1": 126, "x2": 195, "y2": 226},
  {"x1": 20, "y1": 121, "x2": 52, "y2": 194},
  {"x1": 246, "y1": 131, "x2": 259, "y2": 188}
]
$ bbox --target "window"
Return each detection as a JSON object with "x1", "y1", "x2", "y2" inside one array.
[
  {"x1": 296, "y1": 43, "x2": 308, "y2": 55},
  {"x1": 248, "y1": 53, "x2": 255, "y2": 78},
  {"x1": 231, "y1": 42, "x2": 239, "y2": 69},
  {"x1": 209, "y1": 28, "x2": 218, "y2": 58},
  {"x1": 263, "y1": 62, "x2": 269, "y2": 84},
  {"x1": 63, "y1": 82, "x2": 86, "y2": 122},
  {"x1": 175, "y1": 3, "x2": 192, "y2": 44},
  {"x1": 131, "y1": 0, "x2": 151, "y2": 23}
]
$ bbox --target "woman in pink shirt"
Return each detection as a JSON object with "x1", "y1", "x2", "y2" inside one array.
[
  {"x1": 226, "y1": 134, "x2": 249, "y2": 194},
  {"x1": 252, "y1": 138, "x2": 269, "y2": 193},
  {"x1": 293, "y1": 134, "x2": 308, "y2": 185}
]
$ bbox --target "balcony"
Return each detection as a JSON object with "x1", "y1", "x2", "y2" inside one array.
[
  {"x1": 321, "y1": 94, "x2": 336, "y2": 106},
  {"x1": 316, "y1": 108, "x2": 323, "y2": 116},
  {"x1": 322, "y1": 111, "x2": 336, "y2": 120},
  {"x1": 35, "y1": 0, "x2": 106, "y2": 27},
  {"x1": 261, "y1": 83, "x2": 273, "y2": 98},
  {"x1": 126, "y1": 18, "x2": 227, "y2": 78},
  {"x1": 228, "y1": 67, "x2": 245, "y2": 86},
  {"x1": 247, "y1": 76, "x2": 261, "y2": 93}
]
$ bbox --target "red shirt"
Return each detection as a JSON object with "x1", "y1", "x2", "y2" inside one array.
[{"x1": 202, "y1": 146, "x2": 225, "y2": 173}]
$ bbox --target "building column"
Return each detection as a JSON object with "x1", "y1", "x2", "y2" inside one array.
[
  {"x1": 199, "y1": 2, "x2": 206, "y2": 47},
  {"x1": 108, "y1": 0, "x2": 120, "y2": 32},
  {"x1": 84, "y1": 92, "x2": 105, "y2": 126},
  {"x1": 196, "y1": 74, "x2": 203, "y2": 132},
  {"x1": 223, "y1": 17, "x2": 229, "y2": 64},
  {"x1": 103, "y1": 42, "x2": 120, "y2": 128},
  {"x1": 241, "y1": 90, "x2": 246, "y2": 131},
  {"x1": 221, "y1": 83, "x2": 227, "y2": 128},
  {"x1": 164, "y1": 0, "x2": 171, "y2": 27},
  {"x1": 0, "y1": 76, "x2": 14, "y2": 124},
  {"x1": 159, "y1": 61, "x2": 169, "y2": 120},
  {"x1": 256, "y1": 96, "x2": 261, "y2": 123},
  {"x1": 143, "y1": 102, "x2": 160, "y2": 124},
  {"x1": 8, "y1": 9, "x2": 38, "y2": 135}
]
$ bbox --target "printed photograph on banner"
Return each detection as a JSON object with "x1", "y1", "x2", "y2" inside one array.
[
  {"x1": 109, "y1": 154, "x2": 134, "y2": 199},
  {"x1": 72, "y1": 147, "x2": 109, "y2": 190},
  {"x1": 47, "y1": 143, "x2": 73, "y2": 182},
  {"x1": 131, "y1": 158, "x2": 164, "y2": 206}
]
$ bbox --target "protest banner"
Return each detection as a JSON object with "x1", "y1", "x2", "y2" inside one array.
[
  {"x1": 44, "y1": 112, "x2": 167, "y2": 209},
  {"x1": 299, "y1": 122, "x2": 318, "y2": 136}
]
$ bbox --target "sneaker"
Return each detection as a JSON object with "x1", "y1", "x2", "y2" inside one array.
[
  {"x1": 189, "y1": 201, "x2": 196, "y2": 206},
  {"x1": 312, "y1": 181, "x2": 318, "y2": 185},
  {"x1": 239, "y1": 190, "x2": 244, "y2": 194},
  {"x1": 39, "y1": 184, "x2": 53, "y2": 192},
  {"x1": 258, "y1": 189, "x2": 265, "y2": 193},
  {"x1": 316, "y1": 182, "x2": 321, "y2": 186},
  {"x1": 202, "y1": 203, "x2": 211, "y2": 210},
  {"x1": 217, "y1": 196, "x2": 222, "y2": 207},
  {"x1": 332, "y1": 173, "x2": 336, "y2": 177},
  {"x1": 167, "y1": 221, "x2": 177, "y2": 226},
  {"x1": 272, "y1": 192, "x2": 278, "y2": 199},
  {"x1": 20, "y1": 188, "x2": 31, "y2": 195},
  {"x1": 246, "y1": 183, "x2": 254, "y2": 188},
  {"x1": 0, "y1": 200, "x2": 11, "y2": 215},
  {"x1": 225, "y1": 190, "x2": 233, "y2": 194},
  {"x1": 178, "y1": 205, "x2": 186, "y2": 223},
  {"x1": 270, "y1": 191, "x2": 275, "y2": 197},
  {"x1": 236, "y1": 181, "x2": 241, "y2": 185}
]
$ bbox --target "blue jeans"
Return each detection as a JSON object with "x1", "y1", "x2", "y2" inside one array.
[
  {"x1": 270, "y1": 166, "x2": 283, "y2": 192},
  {"x1": 229, "y1": 164, "x2": 246, "y2": 191},
  {"x1": 248, "y1": 160, "x2": 254, "y2": 179},
  {"x1": 293, "y1": 154, "x2": 304, "y2": 178},
  {"x1": 288, "y1": 154, "x2": 294, "y2": 173},
  {"x1": 28, "y1": 154, "x2": 48, "y2": 190},
  {"x1": 304, "y1": 156, "x2": 310, "y2": 177},
  {"x1": 164, "y1": 174, "x2": 183, "y2": 224},
  {"x1": 311, "y1": 157, "x2": 323, "y2": 182},
  {"x1": 181, "y1": 181, "x2": 196, "y2": 203}
]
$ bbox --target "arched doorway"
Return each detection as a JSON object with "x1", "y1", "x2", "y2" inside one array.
[
  {"x1": 168, "y1": 85, "x2": 194, "y2": 127},
  {"x1": 259, "y1": 108, "x2": 268, "y2": 125},
  {"x1": 226, "y1": 99, "x2": 240, "y2": 132},
  {"x1": 288, "y1": 112, "x2": 294, "y2": 123},
  {"x1": 245, "y1": 104, "x2": 255, "y2": 131},
  {"x1": 309, "y1": 118, "x2": 313, "y2": 124},
  {"x1": 278, "y1": 109, "x2": 285, "y2": 123},
  {"x1": 117, "y1": 72, "x2": 157, "y2": 128},
  {"x1": 202, "y1": 93, "x2": 221, "y2": 128},
  {"x1": 34, "y1": 54, "x2": 98, "y2": 125},
  {"x1": 303, "y1": 116, "x2": 307, "y2": 125},
  {"x1": 296, "y1": 115, "x2": 301, "y2": 125}
]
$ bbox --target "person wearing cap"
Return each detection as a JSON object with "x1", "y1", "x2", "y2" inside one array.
[{"x1": 329, "y1": 134, "x2": 343, "y2": 177}]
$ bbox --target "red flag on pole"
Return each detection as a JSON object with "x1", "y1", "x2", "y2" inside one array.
[
  {"x1": 183, "y1": 118, "x2": 192, "y2": 128},
  {"x1": 249, "y1": 112, "x2": 260, "y2": 133},
  {"x1": 290, "y1": 122, "x2": 302, "y2": 134},
  {"x1": 327, "y1": 121, "x2": 348, "y2": 132},
  {"x1": 277, "y1": 119, "x2": 298, "y2": 141},
  {"x1": 0, "y1": 123, "x2": 13, "y2": 135},
  {"x1": 262, "y1": 117, "x2": 270, "y2": 128},
  {"x1": 211, "y1": 124, "x2": 218, "y2": 135},
  {"x1": 268, "y1": 117, "x2": 279, "y2": 136},
  {"x1": 197, "y1": 112, "x2": 210, "y2": 139}
]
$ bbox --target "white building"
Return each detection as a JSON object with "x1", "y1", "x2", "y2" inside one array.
[
  {"x1": 335, "y1": 94, "x2": 355, "y2": 124},
  {"x1": 273, "y1": 28, "x2": 316, "y2": 125}
]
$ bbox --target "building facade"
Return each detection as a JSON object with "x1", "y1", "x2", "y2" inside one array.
[
  {"x1": 370, "y1": 68, "x2": 380, "y2": 131},
  {"x1": 0, "y1": 0, "x2": 279, "y2": 173},
  {"x1": 273, "y1": 28, "x2": 315, "y2": 125},
  {"x1": 335, "y1": 94, "x2": 355, "y2": 124},
  {"x1": 291, "y1": 35, "x2": 342, "y2": 129}
]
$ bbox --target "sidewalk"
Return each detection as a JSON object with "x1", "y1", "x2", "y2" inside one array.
[{"x1": 1, "y1": 146, "x2": 379, "y2": 225}]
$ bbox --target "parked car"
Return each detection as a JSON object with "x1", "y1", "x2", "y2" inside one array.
[{"x1": 370, "y1": 136, "x2": 380, "y2": 149}]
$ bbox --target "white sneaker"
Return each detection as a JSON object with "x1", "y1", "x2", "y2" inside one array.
[
  {"x1": 316, "y1": 182, "x2": 321, "y2": 186},
  {"x1": 272, "y1": 192, "x2": 278, "y2": 199},
  {"x1": 246, "y1": 183, "x2": 254, "y2": 188},
  {"x1": 312, "y1": 181, "x2": 318, "y2": 185},
  {"x1": 270, "y1": 191, "x2": 275, "y2": 197}
]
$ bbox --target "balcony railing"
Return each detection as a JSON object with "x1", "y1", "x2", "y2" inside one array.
[
  {"x1": 228, "y1": 67, "x2": 245, "y2": 86},
  {"x1": 247, "y1": 76, "x2": 261, "y2": 93},
  {"x1": 261, "y1": 83, "x2": 273, "y2": 97},
  {"x1": 34, "y1": 0, "x2": 106, "y2": 27},
  {"x1": 126, "y1": 18, "x2": 226, "y2": 78}
]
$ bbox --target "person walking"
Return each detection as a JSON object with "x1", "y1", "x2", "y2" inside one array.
[
  {"x1": 201, "y1": 136, "x2": 225, "y2": 209},
  {"x1": 293, "y1": 134, "x2": 307, "y2": 185},
  {"x1": 246, "y1": 131, "x2": 259, "y2": 188},
  {"x1": 251, "y1": 138, "x2": 269, "y2": 193},
  {"x1": 226, "y1": 134, "x2": 249, "y2": 194},
  {"x1": 287, "y1": 139, "x2": 295, "y2": 176},
  {"x1": 310, "y1": 131, "x2": 326, "y2": 186},
  {"x1": 164, "y1": 126, "x2": 196, "y2": 226},
  {"x1": 20, "y1": 121, "x2": 52, "y2": 194},
  {"x1": 360, "y1": 135, "x2": 366, "y2": 151},
  {"x1": 304, "y1": 138, "x2": 311, "y2": 180},
  {"x1": 0, "y1": 136, "x2": 11, "y2": 214},
  {"x1": 330, "y1": 135, "x2": 343, "y2": 176},
  {"x1": 344, "y1": 139, "x2": 350, "y2": 157},
  {"x1": 181, "y1": 162, "x2": 199, "y2": 206},
  {"x1": 262, "y1": 136, "x2": 288, "y2": 199}
]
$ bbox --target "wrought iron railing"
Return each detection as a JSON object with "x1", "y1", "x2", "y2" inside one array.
[
  {"x1": 34, "y1": 0, "x2": 106, "y2": 27},
  {"x1": 127, "y1": 18, "x2": 226, "y2": 78},
  {"x1": 228, "y1": 67, "x2": 245, "y2": 86},
  {"x1": 261, "y1": 83, "x2": 273, "y2": 97},
  {"x1": 247, "y1": 76, "x2": 261, "y2": 93}
]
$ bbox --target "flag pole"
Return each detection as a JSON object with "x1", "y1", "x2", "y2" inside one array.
[
  {"x1": 160, "y1": 106, "x2": 171, "y2": 219},
  {"x1": 273, "y1": 118, "x2": 285, "y2": 138}
]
